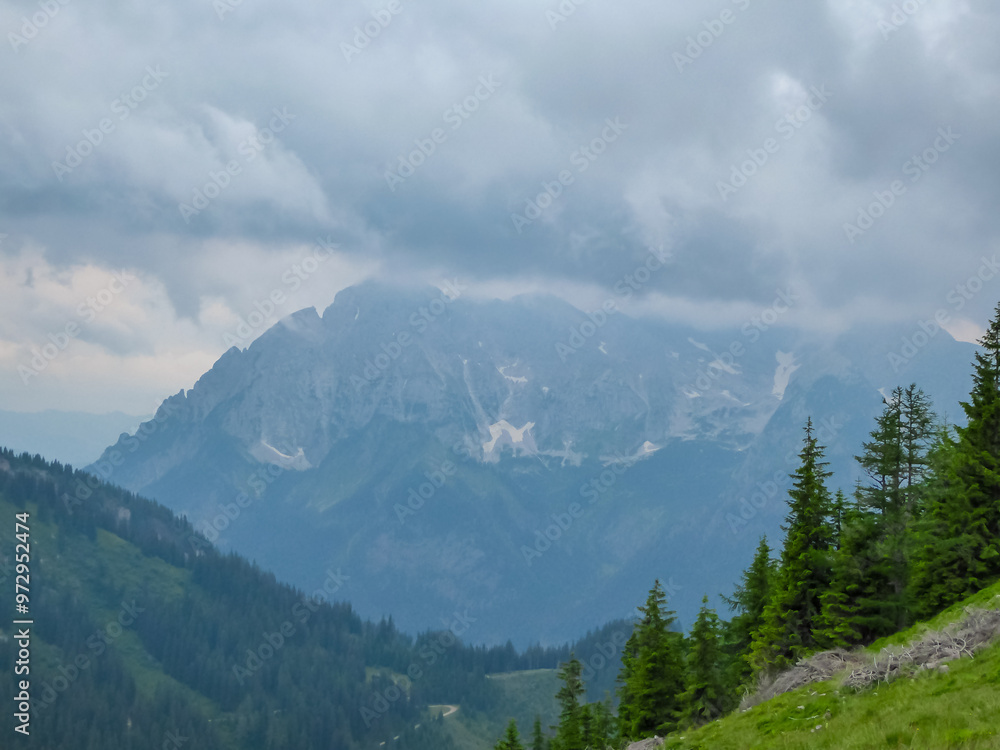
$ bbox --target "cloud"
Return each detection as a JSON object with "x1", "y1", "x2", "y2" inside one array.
[
  {"x1": 1, "y1": 0, "x2": 999, "y2": 411},
  {"x1": 0, "y1": 237, "x2": 375, "y2": 411}
]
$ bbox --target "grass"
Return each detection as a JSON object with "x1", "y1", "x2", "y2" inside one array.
[
  {"x1": 441, "y1": 668, "x2": 561, "y2": 750},
  {"x1": 663, "y1": 580, "x2": 1000, "y2": 749}
]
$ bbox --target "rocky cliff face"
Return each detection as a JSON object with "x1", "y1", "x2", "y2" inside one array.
[{"x1": 89, "y1": 282, "x2": 976, "y2": 644}]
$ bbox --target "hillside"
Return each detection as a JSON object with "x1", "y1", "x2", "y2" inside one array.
[
  {"x1": 0, "y1": 448, "x2": 461, "y2": 749},
  {"x1": 0, "y1": 447, "x2": 638, "y2": 749},
  {"x1": 658, "y1": 581, "x2": 1000, "y2": 749}
]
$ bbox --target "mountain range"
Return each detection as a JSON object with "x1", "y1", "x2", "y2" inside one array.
[{"x1": 87, "y1": 281, "x2": 977, "y2": 644}]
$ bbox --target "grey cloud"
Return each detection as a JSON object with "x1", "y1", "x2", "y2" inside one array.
[{"x1": 1, "y1": 0, "x2": 999, "y2": 326}]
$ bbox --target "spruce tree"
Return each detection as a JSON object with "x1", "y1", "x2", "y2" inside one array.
[
  {"x1": 495, "y1": 719, "x2": 525, "y2": 750},
  {"x1": 911, "y1": 430, "x2": 997, "y2": 616},
  {"x1": 616, "y1": 625, "x2": 641, "y2": 740},
  {"x1": 951, "y1": 305, "x2": 1000, "y2": 573},
  {"x1": 617, "y1": 580, "x2": 685, "y2": 738},
  {"x1": 900, "y1": 383, "x2": 935, "y2": 497},
  {"x1": 856, "y1": 388, "x2": 904, "y2": 517},
  {"x1": 823, "y1": 386, "x2": 936, "y2": 641},
  {"x1": 830, "y1": 489, "x2": 847, "y2": 551},
  {"x1": 721, "y1": 536, "x2": 775, "y2": 688},
  {"x1": 815, "y1": 502, "x2": 884, "y2": 647},
  {"x1": 750, "y1": 419, "x2": 835, "y2": 672},
  {"x1": 578, "y1": 704, "x2": 593, "y2": 749},
  {"x1": 681, "y1": 596, "x2": 728, "y2": 726},
  {"x1": 912, "y1": 304, "x2": 1000, "y2": 615},
  {"x1": 586, "y1": 699, "x2": 614, "y2": 749},
  {"x1": 554, "y1": 656, "x2": 585, "y2": 750},
  {"x1": 531, "y1": 715, "x2": 545, "y2": 750}
]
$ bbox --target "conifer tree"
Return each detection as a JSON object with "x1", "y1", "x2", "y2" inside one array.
[
  {"x1": 860, "y1": 386, "x2": 934, "y2": 631},
  {"x1": 554, "y1": 656, "x2": 585, "y2": 750},
  {"x1": 617, "y1": 580, "x2": 685, "y2": 738},
  {"x1": 950, "y1": 305, "x2": 1000, "y2": 571},
  {"x1": 578, "y1": 704, "x2": 593, "y2": 748},
  {"x1": 820, "y1": 386, "x2": 936, "y2": 643},
  {"x1": 750, "y1": 419, "x2": 835, "y2": 672},
  {"x1": 912, "y1": 303, "x2": 1000, "y2": 615},
  {"x1": 721, "y1": 536, "x2": 775, "y2": 688},
  {"x1": 681, "y1": 596, "x2": 727, "y2": 726},
  {"x1": 531, "y1": 715, "x2": 545, "y2": 750},
  {"x1": 495, "y1": 719, "x2": 525, "y2": 750},
  {"x1": 815, "y1": 502, "x2": 883, "y2": 647},
  {"x1": 900, "y1": 383, "x2": 935, "y2": 497},
  {"x1": 585, "y1": 699, "x2": 614, "y2": 750},
  {"x1": 830, "y1": 489, "x2": 847, "y2": 550},
  {"x1": 911, "y1": 429, "x2": 997, "y2": 616},
  {"x1": 856, "y1": 389, "x2": 905, "y2": 516},
  {"x1": 616, "y1": 630, "x2": 639, "y2": 737}
]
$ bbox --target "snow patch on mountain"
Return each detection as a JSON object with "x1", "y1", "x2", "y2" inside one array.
[
  {"x1": 600, "y1": 440, "x2": 661, "y2": 467},
  {"x1": 637, "y1": 440, "x2": 660, "y2": 457},
  {"x1": 772, "y1": 351, "x2": 800, "y2": 400},
  {"x1": 250, "y1": 440, "x2": 312, "y2": 470},
  {"x1": 721, "y1": 390, "x2": 750, "y2": 406},
  {"x1": 497, "y1": 365, "x2": 527, "y2": 384},
  {"x1": 710, "y1": 358, "x2": 740, "y2": 375},
  {"x1": 482, "y1": 420, "x2": 537, "y2": 459},
  {"x1": 540, "y1": 439, "x2": 585, "y2": 467}
]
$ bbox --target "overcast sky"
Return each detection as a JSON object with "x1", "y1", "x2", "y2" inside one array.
[{"x1": 1, "y1": 0, "x2": 997, "y2": 414}]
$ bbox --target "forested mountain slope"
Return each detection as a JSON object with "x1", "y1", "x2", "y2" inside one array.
[{"x1": 0, "y1": 448, "x2": 622, "y2": 749}]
